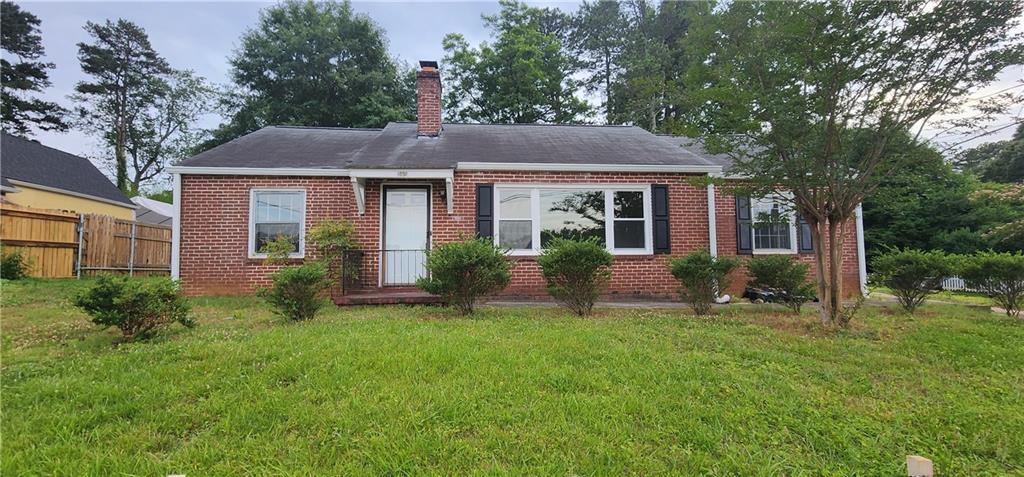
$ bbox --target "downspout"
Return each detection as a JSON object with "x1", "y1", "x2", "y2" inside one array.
[
  {"x1": 855, "y1": 203, "x2": 868, "y2": 296},
  {"x1": 707, "y1": 180, "x2": 730, "y2": 304},
  {"x1": 171, "y1": 172, "x2": 181, "y2": 280}
]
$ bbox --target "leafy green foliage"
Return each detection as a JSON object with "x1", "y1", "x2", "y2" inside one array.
[
  {"x1": 73, "y1": 275, "x2": 193, "y2": 341},
  {"x1": 668, "y1": 251, "x2": 739, "y2": 316},
  {"x1": 0, "y1": 1, "x2": 68, "y2": 136},
  {"x1": 416, "y1": 238, "x2": 512, "y2": 315},
  {"x1": 259, "y1": 263, "x2": 330, "y2": 322},
  {"x1": 746, "y1": 255, "x2": 816, "y2": 314},
  {"x1": 306, "y1": 219, "x2": 357, "y2": 281},
  {"x1": 536, "y1": 238, "x2": 613, "y2": 316},
  {"x1": 958, "y1": 251, "x2": 1024, "y2": 319},
  {"x1": 956, "y1": 124, "x2": 1024, "y2": 183},
  {"x1": 441, "y1": 0, "x2": 590, "y2": 123},
  {"x1": 199, "y1": 0, "x2": 414, "y2": 151},
  {"x1": 259, "y1": 235, "x2": 298, "y2": 266},
  {"x1": 871, "y1": 249, "x2": 952, "y2": 314},
  {"x1": 1, "y1": 250, "x2": 30, "y2": 280}
]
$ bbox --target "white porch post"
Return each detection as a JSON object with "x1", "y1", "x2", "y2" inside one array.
[
  {"x1": 707, "y1": 182, "x2": 718, "y2": 257},
  {"x1": 171, "y1": 172, "x2": 181, "y2": 279},
  {"x1": 855, "y1": 203, "x2": 868, "y2": 296}
]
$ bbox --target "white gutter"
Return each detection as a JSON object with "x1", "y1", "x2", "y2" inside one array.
[
  {"x1": 707, "y1": 183, "x2": 718, "y2": 257},
  {"x1": 347, "y1": 168, "x2": 454, "y2": 180},
  {"x1": 171, "y1": 173, "x2": 181, "y2": 280},
  {"x1": 457, "y1": 162, "x2": 723, "y2": 174},
  {"x1": 166, "y1": 166, "x2": 350, "y2": 176},
  {"x1": 8, "y1": 179, "x2": 137, "y2": 209},
  {"x1": 855, "y1": 204, "x2": 867, "y2": 296}
]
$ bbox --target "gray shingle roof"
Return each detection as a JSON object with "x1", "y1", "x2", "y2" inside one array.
[
  {"x1": 178, "y1": 123, "x2": 727, "y2": 171},
  {"x1": 178, "y1": 126, "x2": 382, "y2": 169},
  {"x1": 0, "y1": 132, "x2": 133, "y2": 206},
  {"x1": 657, "y1": 135, "x2": 737, "y2": 172},
  {"x1": 347, "y1": 122, "x2": 720, "y2": 169}
]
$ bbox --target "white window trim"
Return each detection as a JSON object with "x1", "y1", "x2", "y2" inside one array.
[
  {"x1": 751, "y1": 195, "x2": 798, "y2": 255},
  {"x1": 248, "y1": 188, "x2": 307, "y2": 259},
  {"x1": 493, "y1": 184, "x2": 653, "y2": 256}
]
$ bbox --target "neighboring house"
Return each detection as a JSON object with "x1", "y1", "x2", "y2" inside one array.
[
  {"x1": 170, "y1": 61, "x2": 866, "y2": 299},
  {"x1": 0, "y1": 132, "x2": 135, "y2": 219},
  {"x1": 131, "y1": 196, "x2": 173, "y2": 226}
]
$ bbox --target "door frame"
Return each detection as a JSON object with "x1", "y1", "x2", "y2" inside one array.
[{"x1": 379, "y1": 183, "x2": 432, "y2": 286}]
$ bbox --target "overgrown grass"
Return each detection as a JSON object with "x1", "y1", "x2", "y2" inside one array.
[{"x1": 3, "y1": 279, "x2": 1023, "y2": 475}]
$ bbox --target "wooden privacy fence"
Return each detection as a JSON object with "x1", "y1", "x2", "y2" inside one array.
[
  {"x1": 0, "y1": 204, "x2": 79, "y2": 277},
  {"x1": 0, "y1": 204, "x2": 171, "y2": 278}
]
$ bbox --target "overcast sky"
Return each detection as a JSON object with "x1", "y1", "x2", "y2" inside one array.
[{"x1": 10, "y1": 0, "x2": 1024, "y2": 178}]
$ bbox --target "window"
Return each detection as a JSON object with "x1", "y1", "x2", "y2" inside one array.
[
  {"x1": 494, "y1": 185, "x2": 651, "y2": 254},
  {"x1": 752, "y1": 197, "x2": 797, "y2": 254},
  {"x1": 249, "y1": 189, "x2": 306, "y2": 258}
]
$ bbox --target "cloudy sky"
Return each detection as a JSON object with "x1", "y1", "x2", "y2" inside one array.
[{"x1": 11, "y1": 0, "x2": 1024, "y2": 176}]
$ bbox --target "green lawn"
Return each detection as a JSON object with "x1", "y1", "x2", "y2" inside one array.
[{"x1": 2, "y1": 279, "x2": 1022, "y2": 476}]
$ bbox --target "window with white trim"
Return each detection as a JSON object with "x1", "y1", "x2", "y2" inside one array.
[
  {"x1": 752, "y1": 197, "x2": 797, "y2": 254},
  {"x1": 249, "y1": 189, "x2": 306, "y2": 258},
  {"x1": 494, "y1": 185, "x2": 651, "y2": 255}
]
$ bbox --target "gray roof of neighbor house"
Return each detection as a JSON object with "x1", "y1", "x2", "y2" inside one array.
[
  {"x1": 179, "y1": 126, "x2": 382, "y2": 169},
  {"x1": 0, "y1": 132, "x2": 134, "y2": 206},
  {"x1": 177, "y1": 123, "x2": 728, "y2": 171}
]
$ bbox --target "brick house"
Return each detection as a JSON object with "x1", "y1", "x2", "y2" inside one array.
[{"x1": 169, "y1": 61, "x2": 867, "y2": 302}]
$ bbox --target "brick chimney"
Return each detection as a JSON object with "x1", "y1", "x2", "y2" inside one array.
[{"x1": 416, "y1": 60, "x2": 442, "y2": 137}]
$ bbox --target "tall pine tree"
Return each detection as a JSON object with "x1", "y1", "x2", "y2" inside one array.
[{"x1": 1, "y1": 1, "x2": 68, "y2": 136}]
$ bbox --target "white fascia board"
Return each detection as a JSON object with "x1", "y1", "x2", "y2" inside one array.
[
  {"x1": 166, "y1": 166, "x2": 350, "y2": 176},
  {"x1": 348, "y1": 168, "x2": 454, "y2": 180},
  {"x1": 8, "y1": 179, "x2": 138, "y2": 209},
  {"x1": 457, "y1": 162, "x2": 723, "y2": 174}
]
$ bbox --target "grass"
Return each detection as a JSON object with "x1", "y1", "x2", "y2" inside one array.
[{"x1": 2, "y1": 279, "x2": 1023, "y2": 476}]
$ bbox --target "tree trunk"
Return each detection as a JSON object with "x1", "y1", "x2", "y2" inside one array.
[{"x1": 811, "y1": 220, "x2": 831, "y2": 325}]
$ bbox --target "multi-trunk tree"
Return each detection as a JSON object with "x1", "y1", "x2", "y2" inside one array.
[
  {"x1": 687, "y1": 0, "x2": 1024, "y2": 325},
  {"x1": 0, "y1": 1, "x2": 68, "y2": 136}
]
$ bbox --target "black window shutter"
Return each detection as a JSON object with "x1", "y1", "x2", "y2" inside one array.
[
  {"x1": 798, "y1": 214, "x2": 814, "y2": 253},
  {"x1": 476, "y1": 184, "x2": 494, "y2": 239},
  {"x1": 652, "y1": 184, "x2": 670, "y2": 254},
  {"x1": 736, "y1": 196, "x2": 753, "y2": 254}
]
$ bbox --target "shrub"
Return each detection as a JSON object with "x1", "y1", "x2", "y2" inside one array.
[
  {"x1": 746, "y1": 255, "x2": 816, "y2": 313},
  {"x1": 74, "y1": 276, "x2": 194, "y2": 341},
  {"x1": 260, "y1": 234, "x2": 298, "y2": 265},
  {"x1": 416, "y1": 238, "x2": 512, "y2": 315},
  {"x1": 669, "y1": 251, "x2": 739, "y2": 316},
  {"x1": 959, "y1": 251, "x2": 1024, "y2": 319},
  {"x1": 1, "y1": 250, "x2": 30, "y2": 280},
  {"x1": 871, "y1": 249, "x2": 952, "y2": 314},
  {"x1": 260, "y1": 263, "x2": 331, "y2": 321},
  {"x1": 307, "y1": 219, "x2": 357, "y2": 281},
  {"x1": 536, "y1": 238, "x2": 614, "y2": 316}
]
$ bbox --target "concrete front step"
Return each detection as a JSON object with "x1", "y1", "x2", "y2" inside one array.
[{"x1": 334, "y1": 288, "x2": 442, "y2": 306}]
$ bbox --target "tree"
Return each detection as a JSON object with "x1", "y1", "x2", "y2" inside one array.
[
  {"x1": 200, "y1": 0, "x2": 414, "y2": 151},
  {"x1": 73, "y1": 19, "x2": 171, "y2": 193},
  {"x1": 442, "y1": 0, "x2": 590, "y2": 124},
  {"x1": 123, "y1": 70, "x2": 216, "y2": 193},
  {"x1": 688, "y1": 1, "x2": 1024, "y2": 325},
  {"x1": 0, "y1": 1, "x2": 68, "y2": 136},
  {"x1": 956, "y1": 124, "x2": 1024, "y2": 183},
  {"x1": 569, "y1": 0, "x2": 627, "y2": 121}
]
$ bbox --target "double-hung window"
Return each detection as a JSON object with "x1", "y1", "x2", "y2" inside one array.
[
  {"x1": 751, "y1": 196, "x2": 797, "y2": 254},
  {"x1": 495, "y1": 185, "x2": 652, "y2": 255},
  {"x1": 249, "y1": 189, "x2": 306, "y2": 258}
]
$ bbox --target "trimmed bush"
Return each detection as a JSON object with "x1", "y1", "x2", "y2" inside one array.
[
  {"x1": 746, "y1": 255, "x2": 816, "y2": 313},
  {"x1": 537, "y1": 238, "x2": 614, "y2": 316},
  {"x1": 871, "y1": 249, "x2": 952, "y2": 314},
  {"x1": 260, "y1": 263, "x2": 331, "y2": 321},
  {"x1": 74, "y1": 276, "x2": 194, "y2": 341},
  {"x1": 307, "y1": 219, "x2": 357, "y2": 281},
  {"x1": 417, "y1": 238, "x2": 512, "y2": 315},
  {"x1": 959, "y1": 251, "x2": 1024, "y2": 319},
  {"x1": 1, "y1": 250, "x2": 30, "y2": 280},
  {"x1": 669, "y1": 251, "x2": 740, "y2": 316}
]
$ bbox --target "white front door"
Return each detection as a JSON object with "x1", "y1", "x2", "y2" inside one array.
[{"x1": 383, "y1": 187, "x2": 429, "y2": 285}]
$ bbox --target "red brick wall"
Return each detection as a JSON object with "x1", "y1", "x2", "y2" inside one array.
[{"x1": 178, "y1": 172, "x2": 863, "y2": 298}]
